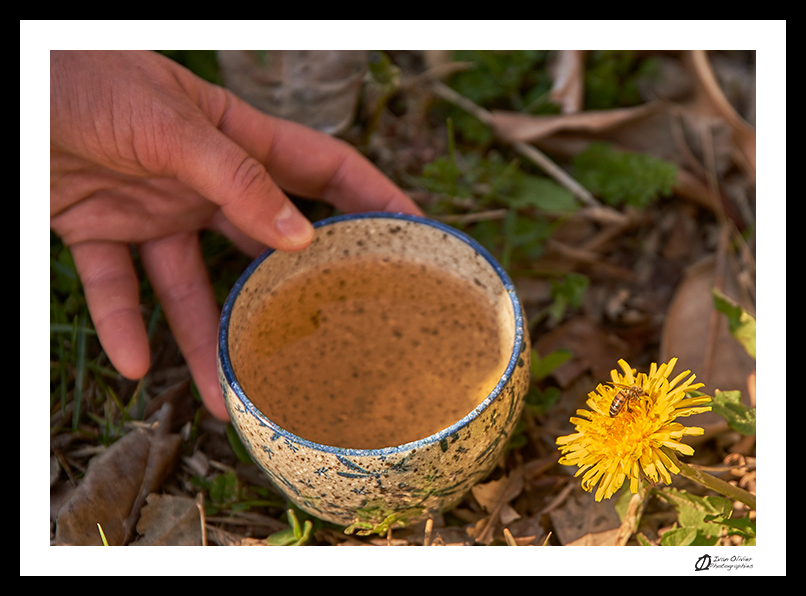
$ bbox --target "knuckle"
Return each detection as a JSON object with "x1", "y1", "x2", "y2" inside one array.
[{"x1": 231, "y1": 155, "x2": 271, "y2": 199}]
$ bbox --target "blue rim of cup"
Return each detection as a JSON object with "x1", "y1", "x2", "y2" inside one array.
[{"x1": 218, "y1": 211, "x2": 526, "y2": 457}]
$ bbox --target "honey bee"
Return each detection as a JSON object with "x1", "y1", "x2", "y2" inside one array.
[{"x1": 609, "y1": 383, "x2": 649, "y2": 418}]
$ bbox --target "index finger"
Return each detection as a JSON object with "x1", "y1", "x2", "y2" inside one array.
[{"x1": 211, "y1": 90, "x2": 423, "y2": 216}]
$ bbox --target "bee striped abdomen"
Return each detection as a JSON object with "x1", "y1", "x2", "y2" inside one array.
[{"x1": 609, "y1": 384, "x2": 648, "y2": 418}]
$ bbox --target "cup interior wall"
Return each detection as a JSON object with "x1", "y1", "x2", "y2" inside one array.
[{"x1": 225, "y1": 218, "x2": 518, "y2": 436}]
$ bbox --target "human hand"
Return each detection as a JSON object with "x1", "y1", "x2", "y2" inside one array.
[{"x1": 50, "y1": 50, "x2": 423, "y2": 421}]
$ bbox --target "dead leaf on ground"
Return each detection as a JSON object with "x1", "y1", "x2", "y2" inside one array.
[
  {"x1": 685, "y1": 50, "x2": 756, "y2": 180},
  {"x1": 491, "y1": 101, "x2": 664, "y2": 146},
  {"x1": 206, "y1": 525, "x2": 268, "y2": 546},
  {"x1": 131, "y1": 493, "x2": 202, "y2": 546},
  {"x1": 548, "y1": 489, "x2": 621, "y2": 545},
  {"x1": 466, "y1": 467, "x2": 524, "y2": 545},
  {"x1": 54, "y1": 406, "x2": 182, "y2": 546},
  {"x1": 660, "y1": 255, "x2": 755, "y2": 404},
  {"x1": 548, "y1": 50, "x2": 586, "y2": 114},
  {"x1": 567, "y1": 528, "x2": 621, "y2": 545}
]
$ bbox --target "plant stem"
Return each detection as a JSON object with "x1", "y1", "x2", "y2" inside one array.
[{"x1": 665, "y1": 449, "x2": 756, "y2": 509}]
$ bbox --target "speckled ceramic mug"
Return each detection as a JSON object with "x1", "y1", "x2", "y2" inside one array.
[{"x1": 218, "y1": 212, "x2": 530, "y2": 529}]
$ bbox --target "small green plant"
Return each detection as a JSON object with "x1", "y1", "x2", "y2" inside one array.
[
  {"x1": 712, "y1": 288, "x2": 756, "y2": 359},
  {"x1": 343, "y1": 506, "x2": 424, "y2": 536},
  {"x1": 584, "y1": 50, "x2": 660, "y2": 110},
  {"x1": 528, "y1": 273, "x2": 590, "y2": 328},
  {"x1": 266, "y1": 508, "x2": 314, "y2": 546},
  {"x1": 653, "y1": 489, "x2": 755, "y2": 546},
  {"x1": 194, "y1": 469, "x2": 285, "y2": 516},
  {"x1": 572, "y1": 142, "x2": 678, "y2": 208},
  {"x1": 446, "y1": 50, "x2": 559, "y2": 144}
]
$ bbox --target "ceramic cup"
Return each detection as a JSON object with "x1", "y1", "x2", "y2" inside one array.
[{"x1": 218, "y1": 212, "x2": 530, "y2": 529}]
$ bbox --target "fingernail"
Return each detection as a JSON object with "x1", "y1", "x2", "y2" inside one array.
[{"x1": 274, "y1": 202, "x2": 314, "y2": 248}]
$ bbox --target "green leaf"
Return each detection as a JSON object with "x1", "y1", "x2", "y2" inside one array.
[
  {"x1": 548, "y1": 273, "x2": 589, "y2": 323},
  {"x1": 344, "y1": 507, "x2": 424, "y2": 536},
  {"x1": 660, "y1": 526, "x2": 720, "y2": 546},
  {"x1": 712, "y1": 288, "x2": 756, "y2": 359},
  {"x1": 524, "y1": 386, "x2": 561, "y2": 414},
  {"x1": 707, "y1": 390, "x2": 756, "y2": 435},
  {"x1": 584, "y1": 50, "x2": 660, "y2": 110},
  {"x1": 266, "y1": 508, "x2": 314, "y2": 546},
  {"x1": 573, "y1": 142, "x2": 677, "y2": 208},
  {"x1": 530, "y1": 348, "x2": 573, "y2": 382},
  {"x1": 505, "y1": 174, "x2": 577, "y2": 213},
  {"x1": 209, "y1": 470, "x2": 239, "y2": 505},
  {"x1": 655, "y1": 488, "x2": 733, "y2": 543},
  {"x1": 718, "y1": 515, "x2": 756, "y2": 545},
  {"x1": 226, "y1": 424, "x2": 254, "y2": 464}
]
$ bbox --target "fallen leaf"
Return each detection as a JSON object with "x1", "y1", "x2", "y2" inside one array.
[
  {"x1": 548, "y1": 50, "x2": 586, "y2": 114},
  {"x1": 131, "y1": 494, "x2": 202, "y2": 546},
  {"x1": 548, "y1": 489, "x2": 621, "y2": 545},
  {"x1": 54, "y1": 406, "x2": 182, "y2": 545},
  {"x1": 491, "y1": 101, "x2": 664, "y2": 145},
  {"x1": 685, "y1": 50, "x2": 756, "y2": 181},
  {"x1": 660, "y1": 255, "x2": 755, "y2": 404},
  {"x1": 567, "y1": 528, "x2": 620, "y2": 546},
  {"x1": 466, "y1": 468, "x2": 524, "y2": 545},
  {"x1": 206, "y1": 525, "x2": 268, "y2": 546}
]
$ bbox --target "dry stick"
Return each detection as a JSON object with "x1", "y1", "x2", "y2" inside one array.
[
  {"x1": 196, "y1": 492, "x2": 208, "y2": 547},
  {"x1": 428, "y1": 82, "x2": 605, "y2": 211},
  {"x1": 435, "y1": 209, "x2": 508, "y2": 224},
  {"x1": 423, "y1": 517, "x2": 434, "y2": 547}
]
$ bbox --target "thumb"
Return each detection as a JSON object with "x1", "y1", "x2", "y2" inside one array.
[{"x1": 171, "y1": 121, "x2": 314, "y2": 251}]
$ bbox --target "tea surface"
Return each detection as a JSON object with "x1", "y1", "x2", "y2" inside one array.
[{"x1": 234, "y1": 256, "x2": 509, "y2": 448}]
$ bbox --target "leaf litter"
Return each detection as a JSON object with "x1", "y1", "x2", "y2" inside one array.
[{"x1": 50, "y1": 50, "x2": 757, "y2": 547}]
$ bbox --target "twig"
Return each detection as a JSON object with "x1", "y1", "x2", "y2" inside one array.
[
  {"x1": 196, "y1": 492, "x2": 208, "y2": 547},
  {"x1": 434, "y1": 209, "x2": 508, "y2": 224},
  {"x1": 423, "y1": 517, "x2": 434, "y2": 547},
  {"x1": 428, "y1": 81, "x2": 603, "y2": 210},
  {"x1": 511, "y1": 140, "x2": 600, "y2": 208}
]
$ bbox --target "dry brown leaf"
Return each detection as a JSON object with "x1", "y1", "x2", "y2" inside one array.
[
  {"x1": 660, "y1": 255, "x2": 755, "y2": 404},
  {"x1": 205, "y1": 525, "x2": 268, "y2": 546},
  {"x1": 54, "y1": 407, "x2": 182, "y2": 546},
  {"x1": 548, "y1": 50, "x2": 586, "y2": 114},
  {"x1": 548, "y1": 489, "x2": 621, "y2": 545},
  {"x1": 131, "y1": 493, "x2": 202, "y2": 546},
  {"x1": 567, "y1": 528, "x2": 620, "y2": 546},
  {"x1": 466, "y1": 468, "x2": 524, "y2": 545},
  {"x1": 491, "y1": 101, "x2": 664, "y2": 145},
  {"x1": 685, "y1": 50, "x2": 756, "y2": 181}
]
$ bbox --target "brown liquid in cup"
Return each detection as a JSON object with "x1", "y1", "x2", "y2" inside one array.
[{"x1": 234, "y1": 256, "x2": 510, "y2": 449}]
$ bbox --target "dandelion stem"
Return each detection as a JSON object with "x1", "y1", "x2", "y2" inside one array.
[{"x1": 664, "y1": 449, "x2": 756, "y2": 509}]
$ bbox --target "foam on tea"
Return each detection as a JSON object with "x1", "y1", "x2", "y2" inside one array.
[{"x1": 232, "y1": 255, "x2": 510, "y2": 449}]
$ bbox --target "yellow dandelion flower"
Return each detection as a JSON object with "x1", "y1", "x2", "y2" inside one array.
[{"x1": 556, "y1": 357, "x2": 711, "y2": 501}]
